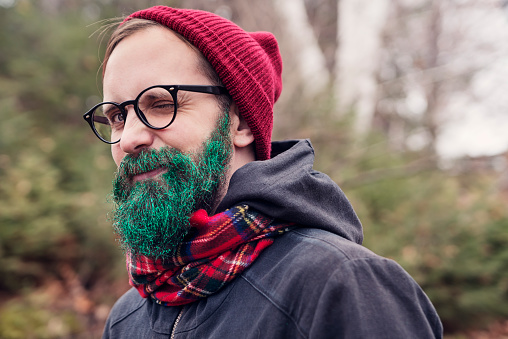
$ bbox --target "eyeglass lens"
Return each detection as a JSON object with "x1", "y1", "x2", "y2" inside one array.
[{"x1": 91, "y1": 86, "x2": 177, "y2": 143}]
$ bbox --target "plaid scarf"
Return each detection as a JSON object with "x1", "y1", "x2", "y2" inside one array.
[{"x1": 127, "y1": 205, "x2": 293, "y2": 306}]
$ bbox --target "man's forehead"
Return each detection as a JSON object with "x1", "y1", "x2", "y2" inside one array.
[{"x1": 102, "y1": 27, "x2": 204, "y2": 100}]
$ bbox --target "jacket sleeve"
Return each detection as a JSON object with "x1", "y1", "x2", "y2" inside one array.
[{"x1": 309, "y1": 257, "x2": 443, "y2": 339}]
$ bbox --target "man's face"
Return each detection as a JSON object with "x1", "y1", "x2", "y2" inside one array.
[
  {"x1": 103, "y1": 26, "x2": 224, "y2": 170},
  {"x1": 103, "y1": 27, "x2": 234, "y2": 258}
]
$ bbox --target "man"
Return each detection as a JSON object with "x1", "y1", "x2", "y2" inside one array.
[{"x1": 83, "y1": 6, "x2": 442, "y2": 338}]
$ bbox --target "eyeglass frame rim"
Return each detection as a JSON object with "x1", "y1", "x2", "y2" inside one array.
[{"x1": 83, "y1": 84, "x2": 230, "y2": 144}]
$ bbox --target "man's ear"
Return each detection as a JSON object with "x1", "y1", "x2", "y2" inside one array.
[{"x1": 229, "y1": 103, "x2": 254, "y2": 148}]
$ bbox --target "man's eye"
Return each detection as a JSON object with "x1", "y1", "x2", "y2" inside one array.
[
  {"x1": 111, "y1": 112, "x2": 124, "y2": 123},
  {"x1": 106, "y1": 111, "x2": 124, "y2": 125},
  {"x1": 148, "y1": 101, "x2": 175, "y2": 115},
  {"x1": 152, "y1": 101, "x2": 174, "y2": 110}
]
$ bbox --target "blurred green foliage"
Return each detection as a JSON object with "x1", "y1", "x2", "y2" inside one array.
[
  {"x1": 1, "y1": 1, "x2": 507, "y2": 338},
  {"x1": 0, "y1": 3, "x2": 123, "y2": 337},
  {"x1": 0, "y1": 296, "x2": 82, "y2": 338}
]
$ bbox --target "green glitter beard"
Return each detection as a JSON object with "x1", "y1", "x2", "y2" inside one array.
[{"x1": 111, "y1": 112, "x2": 232, "y2": 259}]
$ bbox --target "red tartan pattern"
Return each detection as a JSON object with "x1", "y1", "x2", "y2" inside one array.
[{"x1": 127, "y1": 205, "x2": 293, "y2": 306}]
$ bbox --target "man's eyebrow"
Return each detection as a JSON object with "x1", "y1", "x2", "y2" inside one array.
[
  {"x1": 102, "y1": 104, "x2": 121, "y2": 117},
  {"x1": 142, "y1": 92, "x2": 173, "y2": 101}
]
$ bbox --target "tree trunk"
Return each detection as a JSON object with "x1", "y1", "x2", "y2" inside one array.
[
  {"x1": 335, "y1": 0, "x2": 390, "y2": 133},
  {"x1": 274, "y1": 0, "x2": 330, "y2": 97}
]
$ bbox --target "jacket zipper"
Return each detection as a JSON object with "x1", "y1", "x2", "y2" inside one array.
[{"x1": 171, "y1": 307, "x2": 184, "y2": 339}]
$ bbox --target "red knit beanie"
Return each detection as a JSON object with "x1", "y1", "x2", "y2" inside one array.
[{"x1": 125, "y1": 6, "x2": 283, "y2": 160}]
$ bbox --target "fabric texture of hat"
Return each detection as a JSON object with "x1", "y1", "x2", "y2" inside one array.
[{"x1": 126, "y1": 6, "x2": 283, "y2": 160}]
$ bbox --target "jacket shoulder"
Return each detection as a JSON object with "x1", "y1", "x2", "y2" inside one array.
[
  {"x1": 242, "y1": 228, "x2": 443, "y2": 338},
  {"x1": 243, "y1": 228, "x2": 379, "y2": 287}
]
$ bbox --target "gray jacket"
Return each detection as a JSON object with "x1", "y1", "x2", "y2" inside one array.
[{"x1": 103, "y1": 140, "x2": 443, "y2": 338}]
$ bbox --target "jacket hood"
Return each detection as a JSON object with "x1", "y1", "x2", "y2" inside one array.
[{"x1": 217, "y1": 139, "x2": 363, "y2": 244}]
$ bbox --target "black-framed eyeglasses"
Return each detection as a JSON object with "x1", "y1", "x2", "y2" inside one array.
[{"x1": 83, "y1": 85, "x2": 229, "y2": 144}]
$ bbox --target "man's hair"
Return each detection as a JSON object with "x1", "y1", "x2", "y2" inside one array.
[{"x1": 103, "y1": 18, "x2": 232, "y2": 114}]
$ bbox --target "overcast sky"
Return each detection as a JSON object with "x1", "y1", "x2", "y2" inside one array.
[{"x1": 436, "y1": 2, "x2": 508, "y2": 159}]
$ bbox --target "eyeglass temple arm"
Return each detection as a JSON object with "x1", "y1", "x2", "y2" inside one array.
[{"x1": 93, "y1": 116, "x2": 110, "y2": 125}]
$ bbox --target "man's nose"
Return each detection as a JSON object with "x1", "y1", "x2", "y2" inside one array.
[{"x1": 118, "y1": 107, "x2": 155, "y2": 154}]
